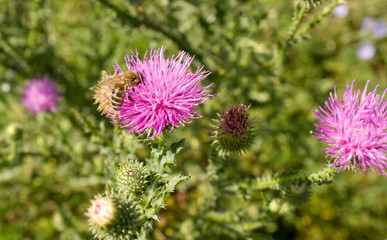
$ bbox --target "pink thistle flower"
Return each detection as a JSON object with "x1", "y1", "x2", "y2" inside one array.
[
  {"x1": 22, "y1": 75, "x2": 60, "y2": 115},
  {"x1": 106, "y1": 46, "x2": 215, "y2": 138},
  {"x1": 311, "y1": 80, "x2": 387, "y2": 175}
]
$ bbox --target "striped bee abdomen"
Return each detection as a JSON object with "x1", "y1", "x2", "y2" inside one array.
[{"x1": 111, "y1": 84, "x2": 125, "y2": 111}]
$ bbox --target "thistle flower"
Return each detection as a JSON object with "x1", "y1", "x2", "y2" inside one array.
[
  {"x1": 356, "y1": 41, "x2": 376, "y2": 61},
  {"x1": 211, "y1": 104, "x2": 257, "y2": 155},
  {"x1": 311, "y1": 80, "x2": 387, "y2": 175},
  {"x1": 102, "y1": 46, "x2": 214, "y2": 138},
  {"x1": 22, "y1": 75, "x2": 60, "y2": 115}
]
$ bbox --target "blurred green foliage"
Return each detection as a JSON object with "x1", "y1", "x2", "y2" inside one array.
[{"x1": 0, "y1": 0, "x2": 386, "y2": 239}]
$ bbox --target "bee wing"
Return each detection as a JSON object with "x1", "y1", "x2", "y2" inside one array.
[{"x1": 108, "y1": 73, "x2": 126, "y2": 86}]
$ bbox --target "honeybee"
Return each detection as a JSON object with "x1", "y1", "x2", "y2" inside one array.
[{"x1": 110, "y1": 71, "x2": 141, "y2": 111}]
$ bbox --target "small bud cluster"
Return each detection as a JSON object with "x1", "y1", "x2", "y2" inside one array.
[{"x1": 211, "y1": 104, "x2": 257, "y2": 155}]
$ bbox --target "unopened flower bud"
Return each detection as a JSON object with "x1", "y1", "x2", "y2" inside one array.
[
  {"x1": 86, "y1": 193, "x2": 144, "y2": 240},
  {"x1": 211, "y1": 104, "x2": 257, "y2": 155},
  {"x1": 115, "y1": 159, "x2": 150, "y2": 194},
  {"x1": 85, "y1": 196, "x2": 115, "y2": 227}
]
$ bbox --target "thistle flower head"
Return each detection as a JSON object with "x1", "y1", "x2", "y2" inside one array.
[
  {"x1": 99, "y1": 46, "x2": 214, "y2": 138},
  {"x1": 85, "y1": 196, "x2": 115, "y2": 227},
  {"x1": 86, "y1": 192, "x2": 144, "y2": 240},
  {"x1": 211, "y1": 104, "x2": 257, "y2": 155},
  {"x1": 311, "y1": 80, "x2": 387, "y2": 175},
  {"x1": 22, "y1": 75, "x2": 60, "y2": 115}
]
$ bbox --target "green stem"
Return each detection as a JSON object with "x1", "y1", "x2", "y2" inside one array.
[
  {"x1": 248, "y1": 166, "x2": 337, "y2": 191},
  {"x1": 274, "y1": 3, "x2": 308, "y2": 74},
  {"x1": 299, "y1": 1, "x2": 341, "y2": 37},
  {"x1": 0, "y1": 38, "x2": 31, "y2": 72},
  {"x1": 222, "y1": 166, "x2": 337, "y2": 192}
]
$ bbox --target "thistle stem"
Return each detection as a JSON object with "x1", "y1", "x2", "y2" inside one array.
[
  {"x1": 274, "y1": 3, "x2": 308, "y2": 74},
  {"x1": 248, "y1": 166, "x2": 338, "y2": 191},
  {"x1": 299, "y1": 1, "x2": 341, "y2": 37}
]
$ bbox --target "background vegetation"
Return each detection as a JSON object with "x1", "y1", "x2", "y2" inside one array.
[{"x1": 0, "y1": 0, "x2": 386, "y2": 239}]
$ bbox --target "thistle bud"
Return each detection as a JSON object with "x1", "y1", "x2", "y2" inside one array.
[
  {"x1": 85, "y1": 196, "x2": 115, "y2": 227},
  {"x1": 211, "y1": 104, "x2": 257, "y2": 155},
  {"x1": 86, "y1": 193, "x2": 144, "y2": 240},
  {"x1": 115, "y1": 159, "x2": 150, "y2": 195}
]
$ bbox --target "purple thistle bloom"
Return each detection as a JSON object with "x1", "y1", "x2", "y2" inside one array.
[
  {"x1": 107, "y1": 47, "x2": 215, "y2": 138},
  {"x1": 332, "y1": 4, "x2": 349, "y2": 18},
  {"x1": 311, "y1": 80, "x2": 387, "y2": 175},
  {"x1": 22, "y1": 75, "x2": 60, "y2": 115},
  {"x1": 356, "y1": 41, "x2": 376, "y2": 61}
]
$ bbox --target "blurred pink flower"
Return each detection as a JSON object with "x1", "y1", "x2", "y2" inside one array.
[
  {"x1": 108, "y1": 47, "x2": 215, "y2": 138},
  {"x1": 22, "y1": 75, "x2": 60, "y2": 115},
  {"x1": 311, "y1": 80, "x2": 387, "y2": 175}
]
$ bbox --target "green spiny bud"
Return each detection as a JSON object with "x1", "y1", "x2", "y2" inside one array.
[
  {"x1": 86, "y1": 192, "x2": 144, "y2": 240},
  {"x1": 115, "y1": 159, "x2": 150, "y2": 195},
  {"x1": 211, "y1": 104, "x2": 257, "y2": 155}
]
